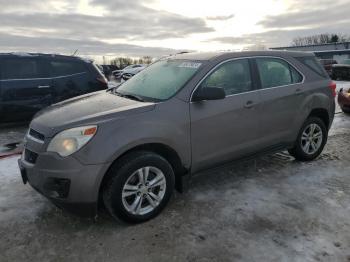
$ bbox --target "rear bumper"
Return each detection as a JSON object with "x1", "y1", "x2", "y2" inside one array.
[
  {"x1": 18, "y1": 153, "x2": 110, "y2": 217},
  {"x1": 338, "y1": 92, "x2": 350, "y2": 109}
]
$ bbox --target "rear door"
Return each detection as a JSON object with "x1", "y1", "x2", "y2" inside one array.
[
  {"x1": 190, "y1": 58, "x2": 262, "y2": 172},
  {"x1": 0, "y1": 56, "x2": 53, "y2": 122},
  {"x1": 48, "y1": 58, "x2": 92, "y2": 103},
  {"x1": 254, "y1": 57, "x2": 304, "y2": 147}
]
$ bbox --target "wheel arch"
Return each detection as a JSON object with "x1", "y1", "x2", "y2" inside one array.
[
  {"x1": 307, "y1": 108, "x2": 330, "y2": 129},
  {"x1": 98, "y1": 143, "x2": 188, "y2": 204}
]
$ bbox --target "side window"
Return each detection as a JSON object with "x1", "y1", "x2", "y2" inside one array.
[
  {"x1": 256, "y1": 58, "x2": 295, "y2": 88},
  {"x1": 201, "y1": 59, "x2": 253, "y2": 96},
  {"x1": 50, "y1": 60, "x2": 87, "y2": 77},
  {"x1": 2, "y1": 58, "x2": 43, "y2": 80}
]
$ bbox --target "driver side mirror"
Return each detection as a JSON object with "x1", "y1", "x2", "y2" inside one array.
[{"x1": 192, "y1": 87, "x2": 226, "y2": 102}]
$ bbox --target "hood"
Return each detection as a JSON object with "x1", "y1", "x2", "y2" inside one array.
[{"x1": 31, "y1": 91, "x2": 155, "y2": 137}]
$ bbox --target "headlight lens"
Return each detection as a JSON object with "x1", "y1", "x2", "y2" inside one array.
[{"x1": 47, "y1": 126, "x2": 97, "y2": 157}]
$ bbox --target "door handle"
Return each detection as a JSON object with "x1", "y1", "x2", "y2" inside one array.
[
  {"x1": 295, "y1": 88, "x2": 302, "y2": 94},
  {"x1": 244, "y1": 100, "x2": 256, "y2": 109},
  {"x1": 38, "y1": 85, "x2": 51, "y2": 89}
]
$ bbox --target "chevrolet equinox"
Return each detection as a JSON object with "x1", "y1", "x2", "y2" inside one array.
[{"x1": 18, "y1": 51, "x2": 336, "y2": 223}]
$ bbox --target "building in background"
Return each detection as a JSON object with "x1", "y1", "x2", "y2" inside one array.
[{"x1": 271, "y1": 42, "x2": 350, "y2": 63}]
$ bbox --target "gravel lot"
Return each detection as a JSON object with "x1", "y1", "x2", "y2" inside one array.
[{"x1": 0, "y1": 82, "x2": 350, "y2": 262}]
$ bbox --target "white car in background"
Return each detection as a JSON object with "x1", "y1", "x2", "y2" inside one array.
[{"x1": 112, "y1": 64, "x2": 147, "y2": 80}]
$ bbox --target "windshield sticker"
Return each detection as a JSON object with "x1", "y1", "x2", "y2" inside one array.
[{"x1": 178, "y1": 62, "x2": 202, "y2": 69}]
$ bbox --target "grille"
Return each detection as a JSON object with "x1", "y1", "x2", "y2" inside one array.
[
  {"x1": 29, "y1": 129, "x2": 45, "y2": 141},
  {"x1": 24, "y1": 149, "x2": 38, "y2": 164}
]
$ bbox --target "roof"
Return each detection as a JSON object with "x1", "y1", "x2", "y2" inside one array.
[
  {"x1": 0, "y1": 52, "x2": 92, "y2": 62},
  {"x1": 169, "y1": 50, "x2": 314, "y2": 61}
]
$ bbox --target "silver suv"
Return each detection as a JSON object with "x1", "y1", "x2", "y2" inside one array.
[{"x1": 18, "y1": 51, "x2": 336, "y2": 223}]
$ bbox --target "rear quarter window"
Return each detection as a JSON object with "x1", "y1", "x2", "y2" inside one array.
[
  {"x1": 50, "y1": 60, "x2": 87, "y2": 77},
  {"x1": 297, "y1": 57, "x2": 328, "y2": 78}
]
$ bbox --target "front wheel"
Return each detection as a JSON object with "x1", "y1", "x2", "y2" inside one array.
[
  {"x1": 288, "y1": 117, "x2": 327, "y2": 161},
  {"x1": 103, "y1": 151, "x2": 175, "y2": 223}
]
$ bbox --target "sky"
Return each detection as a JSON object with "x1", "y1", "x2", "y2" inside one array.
[{"x1": 0, "y1": 0, "x2": 349, "y2": 61}]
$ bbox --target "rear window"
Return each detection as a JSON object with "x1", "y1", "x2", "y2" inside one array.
[
  {"x1": 50, "y1": 60, "x2": 87, "y2": 77},
  {"x1": 1, "y1": 58, "x2": 44, "y2": 80},
  {"x1": 297, "y1": 57, "x2": 328, "y2": 78}
]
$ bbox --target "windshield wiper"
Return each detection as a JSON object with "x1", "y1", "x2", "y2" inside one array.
[{"x1": 114, "y1": 91, "x2": 145, "y2": 102}]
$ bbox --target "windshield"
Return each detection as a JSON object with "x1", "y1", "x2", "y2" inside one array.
[
  {"x1": 116, "y1": 60, "x2": 202, "y2": 101},
  {"x1": 343, "y1": 59, "x2": 350, "y2": 65}
]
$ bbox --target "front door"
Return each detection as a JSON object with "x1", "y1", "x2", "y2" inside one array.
[
  {"x1": 0, "y1": 57, "x2": 53, "y2": 122},
  {"x1": 190, "y1": 58, "x2": 262, "y2": 172}
]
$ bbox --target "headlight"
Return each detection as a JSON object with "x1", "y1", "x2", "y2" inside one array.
[{"x1": 47, "y1": 126, "x2": 97, "y2": 157}]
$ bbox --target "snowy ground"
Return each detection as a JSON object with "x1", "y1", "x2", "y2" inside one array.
[{"x1": 0, "y1": 83, "x2": 350, "y2": 261}]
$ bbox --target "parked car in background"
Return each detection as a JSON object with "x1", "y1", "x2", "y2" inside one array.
[
  {"x1": 0, "y1": 53, "x2": 108, "y2": 123},
  {"x1": 100, "y1": 65, "x2": 120, "y2": 80},
  {"x1": 109, "y1": 65, "x2": 119, "y2": 72},
  {"x1": 19, "y1": 51, "x2": 335, "y2": 223},
  {"x1": 332, "y1": 59, "x2": 350, "y2": 80},
  {"x1": 319, "y1": 59, "x2": 337, "y2": 76},
  {"x1": 121, "y1": 73, "x2": 134, "y2": 82},
  {"x1": 338, "y1": 87, "x2": 350, "y2": 113},
  {"x1": 112, "y1": 64, "x2": 146, "y2": 79}
]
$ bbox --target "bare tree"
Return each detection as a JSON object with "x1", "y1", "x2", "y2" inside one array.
[
  {"x1": 110, "y1": 56, "x2": 153, "y2": 69},
  {"x1": 291, "y1": 33, "x2": 350, "y2": 46}
]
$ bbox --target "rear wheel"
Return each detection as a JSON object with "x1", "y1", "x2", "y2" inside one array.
[
  {"x1": 103, "y1": 151, "x2": 175, "y2": 223},
  {"x1": 288, "y1": 117, "x2": 327, "y2": 161}
]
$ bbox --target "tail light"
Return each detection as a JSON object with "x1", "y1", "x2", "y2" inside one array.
[
  {"x1": 329, "y1": 81, "x2": 336, "y2": 97},
  {"x1": 96, "y1": 76, "x2": 108, "y2": 88}
]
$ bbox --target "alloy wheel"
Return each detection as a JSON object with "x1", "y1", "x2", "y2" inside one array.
[
  {"x1": 122, "y1": 166, "x2": 166, "y2": 215},
  {"x1": 300, "y1": 123, "x2": 323, "y2": 155}
]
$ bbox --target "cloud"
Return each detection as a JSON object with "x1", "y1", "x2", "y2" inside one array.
[
  {"x1": 209, "y1": 24, "x2": 350, "y2": 48},
  {"x1": 206, "y1": 14, "x2": 235, "y2": 21},
  {"x1": 0, "y1": 0, "x2": 212, "y2": 56},
  {"x1": 0, "y1": 0, "x2": 74, "y2": 13},
  {"x1": 259, "y1": 0, "x2": 350, "y2": 30},
  {"x1": 0, "y1": 33, "x2": 185, "y2": 57},
  {"x1": 208, "y1": 0, "x2": 350, "y2": 48},
  {"x1": 208, "y1": 36, "x2": 263, "y2": 44},
  {"x1": 1, "y1": 0, "x2": 349, "y2": 55},
  {"x1": 0, "y1": 12, "x2": 212, "y2": 41}
]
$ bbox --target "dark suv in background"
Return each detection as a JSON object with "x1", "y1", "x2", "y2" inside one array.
[{"x1": 0, "y1": 53, "x2": 108, "y2": 123}]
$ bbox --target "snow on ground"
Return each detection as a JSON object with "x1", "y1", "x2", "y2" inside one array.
[
  {"x1": 0, "y1": 81, "x2": 350, "y2": 261},
  {"x1": 0, "y1": 113, "x2": 350, "y2": 261},
  {"x1": 0, "y1": 156, "x2": 51, "y2": 223}
]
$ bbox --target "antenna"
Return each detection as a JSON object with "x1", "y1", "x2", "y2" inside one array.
[{"x1": 72, "y1": 49, "x2": 78, "y2": 56}]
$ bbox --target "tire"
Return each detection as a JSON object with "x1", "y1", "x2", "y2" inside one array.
[
  {"x1": 103, "y1": 151, "x2": 175, "y2": 223},
  {"x1": 341, "y1": 107, "x2": 350, "y2": 114},
  {"x1": 288, "y1": 117, "x2": 328, "y2": 161}
]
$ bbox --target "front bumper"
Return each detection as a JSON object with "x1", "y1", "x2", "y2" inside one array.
[{"x1": 18, "y1": 151, "x2": 110, "y2": 217}]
